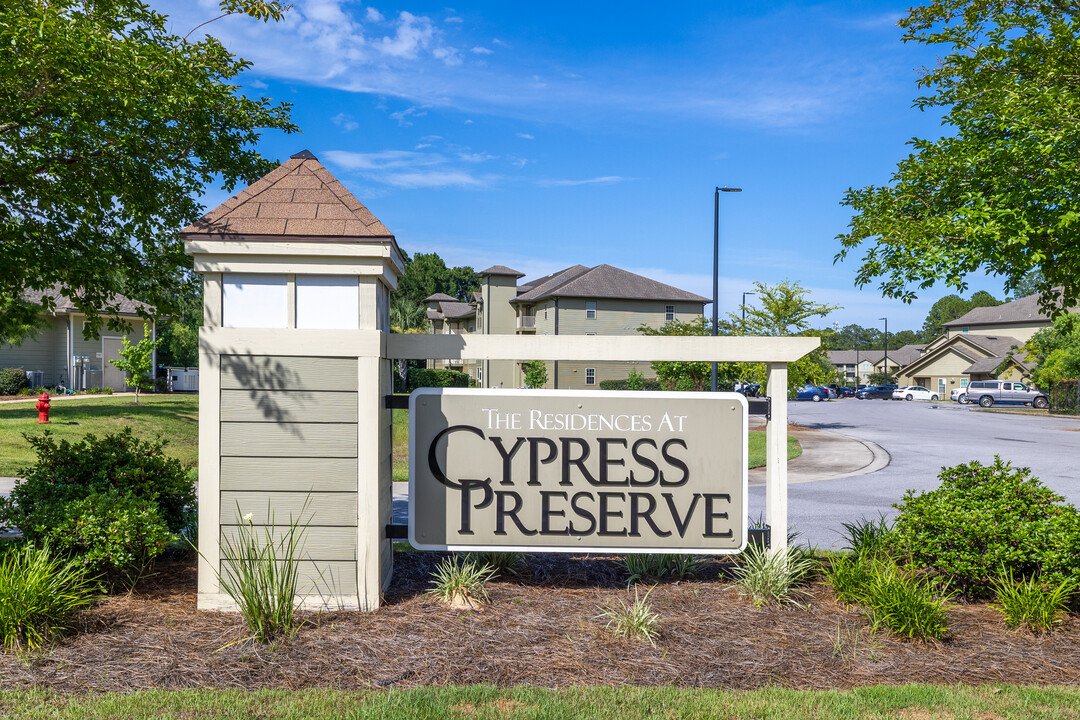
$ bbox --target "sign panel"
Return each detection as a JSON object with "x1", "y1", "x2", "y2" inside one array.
[{"x1": 409, "y1": 388, "x2": 748, "y2": 553}]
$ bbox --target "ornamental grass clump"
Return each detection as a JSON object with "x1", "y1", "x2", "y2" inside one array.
[
  {"x1": 598, "y1": 588, "x2": 661, "y2": 646},
  {"x1": 859, "y1": 562, "x2": 953, "y2": 642},
  {"x1": 888, "y1": 456, "x2": 1080, "y2": 598},
  {"x1": 216, "y1": 508, "x2": 308, "y2": 645},
  {"x1": 467, "y1": 551, "x2": 524, "y2": 578},
  {"x1": 623, "y1": 553, "x2": 706, "y2": 585},
  {"x1": 0, "y1": 543, "x2": 96, "y2": 652},
  {"x1": 428, "y1": 555, "x2": 496, "y2": 609},
  {"x1": 991, "y1": 570, "x2": 1077, "y2": 634},
  {"x1": 839, "y1": 514, "x2": 892, "y2": 559},
  {"x1": 731, "y1": 543, "x2": 817, "y2": 607}
]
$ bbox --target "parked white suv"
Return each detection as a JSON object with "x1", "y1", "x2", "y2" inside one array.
[{"x1": 966, "y1": 379, "x2": 1049, "y2": 409}]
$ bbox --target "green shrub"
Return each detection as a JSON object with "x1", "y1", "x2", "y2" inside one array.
[
  {"x1": 623, "y1": 553, "x2": 705, "y2": 585},
  {"x1": 888, "y1": 456, "x2": 1080, "y2": 597},
  {"x1": 52, "y1": 493, "x2": 173, "y2": 587},
  {"x1": 0, "y1": 543, "x2": 96, "y2": 652},
  {"x1": 0, "y1": 429, "x2": 195, "y2": 585},
  {"x1": 859, "y1": 563, "x2": 953, "y2": 642},
  {"x1": 990, "y1": 569, "x2": 1076, "y2": 634},
  {"x1": 406, "y1": 368, "x2": 470, "y2": 392},
  {"x1": 625, "y1": 368, "x2": 646, "y2": 390},
  {"x1": 599, "y1": 378, "x2": 664, "y2": 391},
  {"x1": 0, "y1": 368, "x2": 29, "y2": 395},
  {"x1": 216, "y1": 506, "x2": 308, "y2": 645}
]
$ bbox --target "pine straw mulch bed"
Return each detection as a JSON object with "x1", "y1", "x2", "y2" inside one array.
[{"x1": 3, "y1": 551, "x2": 1080, "y2": 692}]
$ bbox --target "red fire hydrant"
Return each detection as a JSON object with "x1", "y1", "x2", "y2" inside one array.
[{"x1": 35, "y1": 392, "x2": 50, "y2": 424}]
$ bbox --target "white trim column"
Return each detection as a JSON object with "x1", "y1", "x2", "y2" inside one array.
[{"x1": 766, "y1": 362, "x2": 788, "y2": 554}]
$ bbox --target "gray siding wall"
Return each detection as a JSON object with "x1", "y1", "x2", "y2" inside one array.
[
  {"x1": 0, "y1": 316, "x2": 68, "y2": 386},
  {"x1": 219, "y1": 354, "x2": 358, "y2": 597},
  {"x1": 537, "y1": 299, "x2": 702, "y2": 337}
]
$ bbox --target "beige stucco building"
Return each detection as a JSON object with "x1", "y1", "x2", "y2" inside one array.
[
  {"x1": 425, "y1": 264, "x2": 708, "y2": 389},
  {"x1": 0, "y1": 289, "x2": 154, "y2": 391}
]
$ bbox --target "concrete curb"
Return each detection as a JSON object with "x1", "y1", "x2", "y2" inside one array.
[{"x1": 748, "y1": 429, "x2": 890, "y2": 486}]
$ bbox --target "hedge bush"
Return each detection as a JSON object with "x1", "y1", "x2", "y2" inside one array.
[
  {"x1": 888, "y1": 456, "x2": 1080, "y2": 597},
  {"x1": 0, "y1": 368, "x2": 29, "y2": 395},
  {"x1": 0, "y1": 428, "x2": 195, "y2": 587},
  {"x1": 599, "y1": 378, "x2": 663, "y2": 391},
  {"x1": 406, "y1": 368, "x2": 470, "y2": 392}
]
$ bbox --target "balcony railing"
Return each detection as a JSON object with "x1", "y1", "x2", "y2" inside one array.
[{"x1": 518, "y1": 315, "x2": 536, "y2": 329}]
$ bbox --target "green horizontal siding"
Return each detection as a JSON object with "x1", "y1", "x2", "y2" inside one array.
[
  {"x1": 220, "y1": 458, "x2": 358, "y2": 492},
  {"x1": 221, "y1": 356, "x2": 357, "y2": 392},
  {"x1": 220, "y1": 525, "x2": 357, "y2": 562},
  {"x1": 220, "y1": 422, "x2": 358, "y2": 458},
  {"x1": 220, "y1": 389, "x2": 357, "y2": 423},
  {"x1": 220, "y1": 491, "x2": 358, "y2": 526},
  {"x1": 221, "y1": 559, "x2": 357, "y2": 597}
]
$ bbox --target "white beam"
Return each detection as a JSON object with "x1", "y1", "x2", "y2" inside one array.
[
  {"x1": 766, "y1": 362, "x2": 789, "y2": 555},
  {"x1": 387, "y1": 333, "x2": 819, "y2": 363}
]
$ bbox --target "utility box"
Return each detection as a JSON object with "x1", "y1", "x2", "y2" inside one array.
[{"x1": 165, "y1": 366, "x2": 200, "y2": 392}]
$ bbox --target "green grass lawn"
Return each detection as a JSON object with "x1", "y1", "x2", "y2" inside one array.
[
  {"x1": 392, "y1": 408, "x2": 801, "y2": 482},
  {"x1": 3, "y1": 685, "x2": 1080, "y2": 719},
  {"x1": 0, "y1": 395, "x2": 198, "y2": 476}
]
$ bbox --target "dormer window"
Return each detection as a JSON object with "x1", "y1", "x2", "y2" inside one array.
[{"x1": 586, "y1": 301, "x2": 596, "y2": 319}]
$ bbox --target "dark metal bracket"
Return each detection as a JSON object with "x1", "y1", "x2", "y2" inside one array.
[{"x1": 385, "y1": 395, "x2": 409, "y2": 410}]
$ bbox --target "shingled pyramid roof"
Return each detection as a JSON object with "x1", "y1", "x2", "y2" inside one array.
[{"x1": 180, "y1": 151, "x2": 393, "y2": 239}]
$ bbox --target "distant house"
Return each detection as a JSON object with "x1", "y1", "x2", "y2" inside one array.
[
  {"x1": 425, "y1": 264, "x2": 709, "y2": 389},
  {"x1": 0, "y1": 288, "x2": 155, "y2": 391}
]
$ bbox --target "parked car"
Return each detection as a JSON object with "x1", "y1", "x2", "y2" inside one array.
[
  {"x1": 951, "y1": 387, "x2": 969, "y2": 403},
  {"x1": 794, "y1": 384, "x2": 829, "y2": 402},
  {"x1": 966, "y1": 379, "x2": 1050, "y2": 409},
  {"x1": 855, "y1": 385, "x2": 894, "y2": 400},
  {"x1": 891, "y1": 385, "x2": 940, "y2": 401},
  {"x1": 837, "y1": 386, "x2": 857, "y2": 398}
]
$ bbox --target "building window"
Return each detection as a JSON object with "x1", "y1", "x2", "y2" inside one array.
[
  {"x1": 586, "y1": 301, "x2": 596, "y2": 319},
  {"x1": 585, "y1": 367, "x2": 596, "y2": 385},
  {"x1": 544, "y1": 308, "x2": 548, "y2": 320},
  {"x1": 476, "y1": 367, "x2": 483, "y2": 382},
  {"x1": 962, "y1": 326, "x2": 969, "y2": 333},
  {"x1": 665, "y1": 305, "x2": 675, "y2": 322},
  {"x1": 961, "y1": 378, "x2": 969, "y2": 388}
]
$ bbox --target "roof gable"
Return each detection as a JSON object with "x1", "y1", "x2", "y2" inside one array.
[
  {"x1": 900, "y1": 333, "x2": 1022, "y2": 377},
  {"x1": 514, "y1": 264, "x2": 708, "y2": 304},
  {"x1": 180, "y1": 151, "x2": 393, "y2": 239}
]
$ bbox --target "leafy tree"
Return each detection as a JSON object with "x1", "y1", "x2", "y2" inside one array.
[
  {"x1": 155, "y1": 280, "x2": 202, "y2": 368},
  {"x1": 638, "y1": 317, "x2": 736, "y2": 391},
  {"x1": 836, "y1": 1, "x2": 1080, "y2": 316},
  {"x1": 1026, "y1": 314, "x2": 1080, "y2": 387},
  {"x1": 0, "y1": 0, "x2": 297, "y2": 343},
  {"x1": 1009, "y1": 270, "x2": 1046, "y2": 301},
  {"x1": 625, "y1": 367, "x2": 646, "y2": 390},
  {"x1": 920, "y1": 291, "x2": 1002, "y2": 340},
  {"x1": 888, "y1": 329, "x2": 922, "y2": 349},
  {"x1": 109, "y1": 324, "x2": 158, "y2": 403},
  {"x1": 389, "y1": 297, "x2": 430, "y2": 393},
  {"x1": 867, "y1": 371, "x2": 890, "y2": 385},
  {"x1": 522, "y1": 360, "x2": 548, "y2": 389},
  {"x1": 735, "y1": 280, "x2": 840, "y2": 336},
  {"x1": 395, "y1": 251, "x2": 479, "y2": 307}
]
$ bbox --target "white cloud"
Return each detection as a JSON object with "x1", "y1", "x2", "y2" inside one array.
[
  {"x1": 378, "y1": 11, "x2": 434, "y2": 59},
  {"x1": 415, "y1": 143, "x2": 432, "y2": 149},
  {"x1": 471, "y1": 46, "x2": 493, "y2": 55},
  {"x1": 445, "y1": 16, "x2": 463, "y2": 23},
  {"x1": 323, "y1": 148, "x2": 497, "y2": 189},
  {"x1": 365, "y1": 6, "x2": 383, "y2": 22},
  {"x1": 538, "y1": 176, "x2": 630, "y2": 187},
  {"x1": 246, "y1": 78, "x2": 269, "y2": 89},
  {"x1": 331, "y1": 112, "x2": 359, "y2": 132},
  {"x1": 458, "y1": 152, "x2": 497, "y2": 163},
  {"x1": 389, "y1": 105, "x2": 429, "y2": 126},
  {"x1": 515, "y1": 132, "x2": 534, "y2": 140}
]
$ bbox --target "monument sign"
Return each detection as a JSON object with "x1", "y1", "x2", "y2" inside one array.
[{"x1": 409, "y1": 388, "x2": 748, "y2": 553}]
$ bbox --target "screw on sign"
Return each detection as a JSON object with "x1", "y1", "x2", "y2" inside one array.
[{"x1": 35, "y1": 392, "x2": 50, "y2": 424}]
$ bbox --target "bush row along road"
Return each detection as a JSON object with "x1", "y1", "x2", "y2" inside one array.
[{"x1": 765, "y1": 399, "x2": 1080, "y2": 550}]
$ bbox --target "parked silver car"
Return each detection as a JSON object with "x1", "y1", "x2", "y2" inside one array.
[{"x1": 966, "y1": 379, "x2": 1049, "y2": 409}]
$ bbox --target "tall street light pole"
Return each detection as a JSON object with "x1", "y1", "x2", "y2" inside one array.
[
  {"x1": 712, "y1": 186, "x2": 742, "y2": 392},
  {"x1": 880, "y1": 317, "x2": 889, "y2": 385},
  {"x1": 741, "y1": 291, "x2": 756, "y2": 326}
]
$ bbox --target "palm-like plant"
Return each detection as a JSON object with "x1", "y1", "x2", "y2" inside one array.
[{"x1": 389, "y1": 297, "x2": 431, "y2": 392}]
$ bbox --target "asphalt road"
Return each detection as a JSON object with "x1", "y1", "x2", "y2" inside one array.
[{"x1": 755, "y1": 398, "x2": 1080, "y2": 550}]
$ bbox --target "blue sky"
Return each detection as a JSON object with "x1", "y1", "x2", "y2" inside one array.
[{"x1": 155, "y1": 0, "x2": 1008, "y2": 332}]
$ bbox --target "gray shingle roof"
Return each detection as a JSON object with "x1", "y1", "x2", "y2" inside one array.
[
  {"x1": 942, "y1": 292, "x2": 1063, "y2": 327},
  {"x1": 480, "y1": 265, "x2": 525, "y2": 277},
  {"x1": 180, "y1": 153, "x2": 394, "y2": 239},
  {"x1": 424, "y1": 293, "x2": 457, "y2": 303},
  {"x1": 22, "y1": 286, "x2": 152, "y2": 316},
  {"x1": 828, "y1": 350, "x2": 884, "y2": 365},
  {"x1": 963, "y1": 356, "x2": 1030, "y2": 374},
  {"x1": 438, "y1": 301, "x2": 476, "y2": 320},
  {"x1": 514, "y1": 265, "x2": 592, "y2": 300},
  {"x1": 513, "y1": 264, "x2": 708, "y2": 304},
  {"x1": 961, "y1": 334, "x2": 1025, "y2": 356},
  {"x1": 887, "y1": 344, "x2": 928, "y2": 367}
]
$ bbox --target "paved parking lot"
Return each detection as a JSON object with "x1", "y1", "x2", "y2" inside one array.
[{"x1": 755, "y1": 398, "x2": 1080, "y2": 549}]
